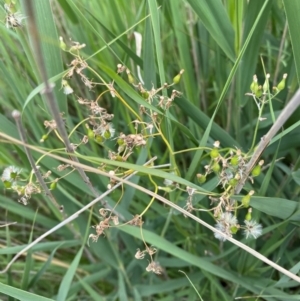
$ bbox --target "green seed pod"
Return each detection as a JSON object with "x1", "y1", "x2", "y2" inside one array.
[
  {"x1": 173, "y1": 69, "x2": 184, "y2": 84},
  {"x1": 127, "y1": 73, "x2": 135, "y2": 84},
  {"x1": 103, "y1": 130, "x2": 111, "y2": 139},
  {"x1": 50, "y1": 181, "x2": 57, "y2": 190},
  {"x1": 251, "y1": 165, "x2": 261, "y2": 177},
  {"x1": 95, "y1": 135, "x2": 104, "y2": 143},
  {"x1": 255, "y1": 86, "x2": 262, "y2": 98},
  {"x1": 212, "y1": 162, "x2": 221, "y2": 172},
  {"x1": 229, "y1": 178, "x2": 238, "y2": 187},
  {"x1": 197, "y1": 173, "x2": 206, "y2": 184},
  {"x1": 230, "y1": 155, "x2": 239, "y2": 166},
  {"x1": 277, "y1": 73, "x2": 287, "y2": 91},
  {"x1": 173, "y1": 74, "x2": 181, "y2": 84},
  {"x1": 250, "y1": 75, "x2": 258, "y2": 93},
  {"x1": 263, "y1": 74, "x2": 270, "y2": 94},
  {"x1": 230, "y1": 225, "x2": 238, "y2": 234},
  {"x1": 87, "y1": 129, "x2": 94, "y2": 140},
  {"x1": 116, "y1": 155, "x2": 123, "y2": 161},
  {"x1": 210, "y1": 148, "x2": 219, "y2": 159},
  {"x1": 117, "y1": 138, "x2": 125, "y2": 146},
  {"x1": 59, "y1": 37, "x2": 66, "y2": 51},
  {"x1": 42, "y1": 134, "x2": 48, "y2": 142},
  {"x1": 10, "y1": 172, "x2": 17, "y2": 180},
  {"x1": 245, "y1": 211, "x2": 252, "y2": 221},
  {"x1": 242, "y1": 194, "x2": 251, "y2": 208},
  {"x1": 141, "y1": 91, "x2": 149, "y2": 99},
  {"x1": 3, "y1": 180, "x2": 12, "y2": 188}
]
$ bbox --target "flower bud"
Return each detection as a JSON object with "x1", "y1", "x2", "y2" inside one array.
[
  {"x1": 229, "y1": 178, "x2": 238, "y2": 186},
  {"x1": 141, "y1": 91, "x2": 149, "y2": 99},
  {"x1": 197, "y1": 173, "x2": 206, "y2": 184},
  {"x1": 3, "y1": 181, "x2": 12, "y2": 188},
  {"x1": 126, "y1": 69, "x2": 135, "y2": 84},
  {"x1": 230, "y1": 155, "x2": 239, "y2": 166},
  {"x1": 263, "y1": 73, "x2": 270, "y2": 94},
  {"x1": 59, "y1": 36, "x2": 66, "y2": 51},
  {"x1": 250, "y1": 75, "x2": 258, "y2": 93},
  {"x1": 210, "y1": 148, "x2": 219, "y2": 159},
  {"x1": 103, "y1": 130, "x2": 111, "y2": 139},
  {"x1": 40, "y1": 134, "x2": 48, "y2": 143},
  {"x1": 242, "y1": 190, "x2": 254, "y2": 208},
  {"x1": 245, "y1": 208, "x2": 252, "y2": 221},
  {"x1": 251, "y1": 165, "x2": 261, "y2": 177},
  {"x1": 50, "y1": 181, "x2": 57, "y2": 190},
  {"x1": 87, "y1": 128, "x2": 94, "y2": 140},
  {"x1": 95, "y1": 135, "x2": 104, "y2": 143},
  {"x1": 277, "y1": 73, "x2": 287, "y2": 91},
  {"x1": 255, "y1": 86, "x2": 262, "y2": 98},
  {"x1": 173, "y1": 70, "x2": 184, "y2": 84},
  {"x1": 212, "y1": 162, "x2": 220, "y2": 172},
  {"x1": 230, "y1": 225, "x2": 238, "y2": 234}
]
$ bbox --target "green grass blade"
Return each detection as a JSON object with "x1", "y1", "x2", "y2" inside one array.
[{"x1": 186, "y1": 0, "x2": 235, "y2": 61}]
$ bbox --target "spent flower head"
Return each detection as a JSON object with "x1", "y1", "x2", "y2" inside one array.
[{"x1": 243, "y1": 220, "x2": 263, "y2": 239}]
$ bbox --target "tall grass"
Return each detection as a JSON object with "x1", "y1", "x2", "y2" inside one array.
[{"x1": 1, "y1": 0, "x2": 300, "y2": 300}]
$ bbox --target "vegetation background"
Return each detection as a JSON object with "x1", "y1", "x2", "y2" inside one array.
[{"x1": 1, "y1": 0, "x2": 300, "y2": 300}]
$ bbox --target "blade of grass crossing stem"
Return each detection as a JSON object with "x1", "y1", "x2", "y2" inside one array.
[
  {"x1": 28, "y1": 244, "x2": 65, "y2": 289},
  {"x1": 0, "y1": 283, "x2": 55, "y2": 301},
  {"x1": 56, "y1": 247, "x2": 84, "y2": 301},
  {"x1": 118, "y1": 270, "x2": 129, "y2": 301},
  {"x1": 185, "y1": 0, "x2": 271, "y2": 181},
  {"x1": 186, "y1": 0, "x2": 235, "y2": 62},
  {"x1": 56, "y1": 208, "x2": 93, "y2": 300},
  {"x1": 283, "y1": 0, "x2": 300, "y2": 86},
  {"x1": 20, "y1": 0, "x2": 67, "y2": 113}
]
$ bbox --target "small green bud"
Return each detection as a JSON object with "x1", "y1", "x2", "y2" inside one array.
[
  {"x1": 230, "y1": 155, "x2": 239, "y2": 166},
  {"x1": 230, "y1": 225, "x2": 238, "y2": 234},
  {"x1": 242, "y1": 190, "x2": 254, "y2": 208},
  {"x1": 197, "y1": 173, "x2": 206, "y2": 184},
  {"x1": 212, "y1": 162, "x2": 221, "y2": 172},
  {"x1": 245, "y1": 208, "x2": 252, "y2": 221},
  {"x1": 40, "y1": 134, "x2": 48, "y2": 142},
  {"x1": 95, "y1": 135, "x2": 104, "y2": 143},
  {"x1": 210, "y1": 148, "x2": 219, "y2": 159},
  {"x1": 277, "y1": 73, "x2": 287, "y2": 91},
  {"x1": 251, "y1": 160, "x2": 263, "y2": 177},
  {"x1": 242, "y1": 195, "x2": 250, "y2": 208},
  {"x1": 263, "y1": 73, "x2": 270, "y2": 94},
  {"x1": 117, "y1": 138, "x2": 125, "y2": 146},
  {"x1": 173, "y1": 69, "x2": 184, "y2": 84},
  {"x1": 250, "y1": 75, "x2": 258, "y2": 93},
  {"x1": 87, "y1": 128, "x2": 94, "y2": 140},
  {"x1": 141, "y1": 91, "x2": 149, "y2": 99},
  {"x1": 255, "y1": 86, "x2": 262, "y2": 98},
  {"x1": 116, "y1": 155, "x2": 123, "y2": 161},
  {"x1": 126, "y1": 69, "x2": 135, "y2": 84},
  {"x1": 251, "y1": 165, "x2": 261, "y2": 177},
  {"x1": 103, "y1": 130, "x2": 111, "y2": 139},
  {"x1": 3, "y1": 180, "x2": 12, "y2": 188},
  {"x1": 229, "y1": 178, "x2": 238, "y2": 187},
  {"x1": 59, "y1": 36, "x2": 66, "y2": 51},
  {"x1": 50, "y1": 181, "x2": 57, "y2": 190}
]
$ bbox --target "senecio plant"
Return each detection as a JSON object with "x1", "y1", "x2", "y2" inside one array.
[{"x1": 1, "y1": 28, "x2": 288, "y2": 274}]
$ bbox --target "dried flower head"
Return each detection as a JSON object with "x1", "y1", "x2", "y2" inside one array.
[{"x1": 146, "y1": 261, "x2": 163, "y2": 274}]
